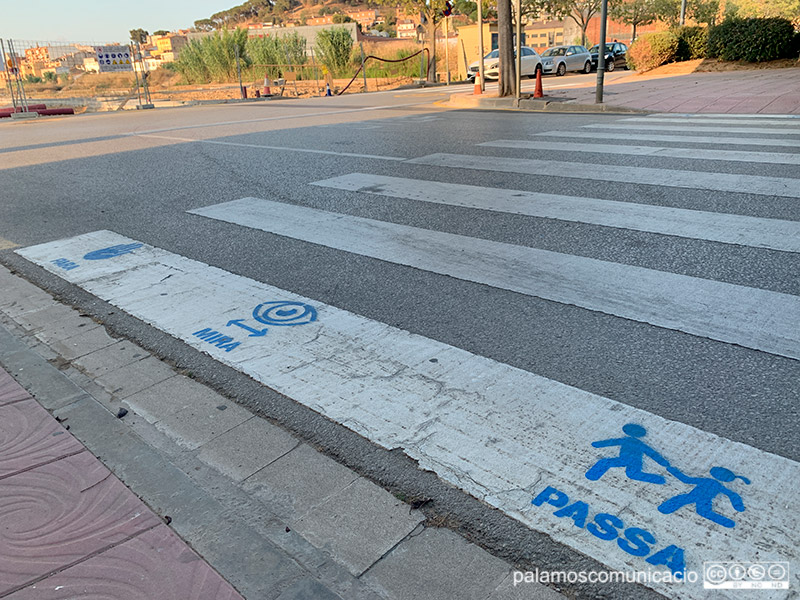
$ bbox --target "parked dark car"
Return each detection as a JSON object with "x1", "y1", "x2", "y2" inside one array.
[{"x1": 589, "y1": 42, "x2": 629, "y2": 72}]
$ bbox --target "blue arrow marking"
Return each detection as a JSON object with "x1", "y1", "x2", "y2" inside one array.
[{"x1": 226, "y1": 319, "x2": 268, "y2": 337}]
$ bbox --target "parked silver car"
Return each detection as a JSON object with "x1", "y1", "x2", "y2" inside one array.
[
  {"x1": 540, "y1": 45, "x2": 593, "y2": 76},
  {"x1": 467, "y1": 46, "x2": 543, "y2": 81}
]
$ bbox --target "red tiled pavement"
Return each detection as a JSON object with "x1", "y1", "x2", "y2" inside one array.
[
  {"x1": 0, "y1": 366, "x2": 245, "y2": 599},
  {"x1": 6, "y1": 525, "x2": 244, "y2": 600},
  {"x1": 543, "y1": 67, "x2": 800, "y2": 114}
]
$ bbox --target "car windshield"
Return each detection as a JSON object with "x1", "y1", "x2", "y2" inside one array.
[
  {"x1": 542, "y1": 47, "x2": 565, "y2": 57},
  {"x1": 484, "y1": 50, "x2": 500, "y2": 59}
]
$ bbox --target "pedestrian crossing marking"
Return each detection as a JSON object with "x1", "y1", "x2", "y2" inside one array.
[
  {"x1": 189, "y1": 198, "x2": 800, "y2": 360},
  {"x1": 583, "y1": 124, "x2": 800, "y2": 135},
  {"x1": 408, "y1": 153, "x2": 800, "y2": 198},
  {"x1": 622, "y1": 116, "x2": 800, "y2": 127},
  {"x1": 16, "y1": 230, "x2": 800, "y2": 600},
  {"x1": 480, "y1": 139, "x2": 800, "y2": 165},
  {"x1": 311, "y1": 173, "x2": 800, "y2": 253},
  {"x1": 533, "y1": 130, "x2": 800, "y2": 148}
]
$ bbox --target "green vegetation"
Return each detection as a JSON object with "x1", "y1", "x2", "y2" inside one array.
[
  {"x1": 173, "y1": 29, "x2": 249, "y2": 83},
  {"x1": 246, "y1": 32, "x2": 307, "y2": 78},
  {"x1": 707, "y1": 17, "x2": 800, "y2": 62},
  {"x1": 673, "y1": 25, "x2": 708, "y2": 61},
  {"x1": 627, "y1": 30, "x2": 679, "y2": 71},
  {"x1": 315, "y1": 27, "x2": 354, "y2": 76}
]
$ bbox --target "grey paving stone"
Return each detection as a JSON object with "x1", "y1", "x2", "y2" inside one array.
[
  {"x1": 124, "y1": 375, "x2": 231, "y2": 424},
  {"x1": 152, "y1": 385, "x2": 252, "y2": 450},
  {"x1": 197, "y1": 416, "x2": 300, "y2": 481},
  {"x1": 48, "y1": 326, "x2": 118, "y2": 360},
  {"x1": 94, "y1": 356, "x2": 176, "y2": 398},
  {"x1": 0, "y1": 270, "x2": 54, "y2": 317},
  {"x1": 11, "y1": 304, "x2": 101, "y2": 344},
  {"x1": 294, "y1": 477, "x2": 425, "y2": 576},
  {"x1": 363, "y1": 528, "x2": 509, "y2": 600},
  {"x1": 244, "y1": 444, "x2": 359, "y2": 522},
  {"x1": 487, "y1": 572, "x2": 567, "y2": 600},
  {"x1": 72, "y1": 339, "x2": 148, "y2": 377},
  {"x1": 276, "y1": 577, "x2": 344, "y2": 600}
]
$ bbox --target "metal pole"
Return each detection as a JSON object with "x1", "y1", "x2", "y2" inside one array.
[
  {"x1": 131, "y1": 43, "x2": 143, "y2": 107},
  {"x1": 1, "y1": 40, "x2": 17, "y2": 110},
  {"x1": 514, "y1": 0, "x2": 522, "y2": 104},
  {"x1": 8, "y1": 40, "x2": 28, "y2": 111},
  {"x1": 235, "y1": 43, "x2": 244, "y2": 99},
  {"x1": 595, "y1": 0, "x2": 609, "y2": 103},
  {"x1": 680, "y1": 0, "x2": 687, "y2": 24},
  {"x1": 477, "y1": 0, "x2": 485, "y2": 92},
  {"x1": 444, "y1": 16, "x2": 450, "y2": 84},
  {"x1": 360, "y1": 42, "x2": 368, "y2": 92}
]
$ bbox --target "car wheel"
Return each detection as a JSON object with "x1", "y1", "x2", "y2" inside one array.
[
  {"x1": 606, "y1": 59, "x2": 615, "y2": 72},
  {"x1": 529, "y1": 64, "x2": 542, "y2": 79},
  {"x1": 556, "y1": 62, "x2": 566, "y2": 76},
  {"x1": 583, "y1": 61, "x2": 592, "y2": 74}
]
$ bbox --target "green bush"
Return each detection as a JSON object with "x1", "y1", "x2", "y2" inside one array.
[
  {"x1": 627, "y1": 31, "x2": 679, "y2": 71},
  {"x1": 673, "y1": 26, "x2": 708, "y2": 61},
  {"x1": 707, "y1": 17, "x2": 800, "y2": 62},
  {"x1": 315, "y1": 27, "x2": 354, "y2": 77},
  {"x1": 174, "y1": 28, "x2": 249, "y2": 83}
]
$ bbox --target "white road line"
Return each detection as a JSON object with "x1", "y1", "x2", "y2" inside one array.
[
  {"x1": 408, "y1": 153, "x2": 800, "y2": 198},
  {"x1": 533, "y1": 130, "x2": 800, "y2": 148},
  {"x1": 135, "y1": 134, "x2": 406, "y2": 161},
  {"x1": 311, "y1": 173, "x2": 800, "y2": 253},
  {"x1": 649, "y1": 113, "x2": 800, "y2": 119},
  {"x1": 583, "y1": 124, "x2": 800, "y2": 135},
  {"x1": 624, "y1": 117, "x2": 800, "y2": 126},
  {"x1": 17, "y1": 230, "x2": 800, "y2": 600},
  {"x1": 129, "y1": 101, "x2": 440, "y2": 135},
  {"x1": 189, "y1": 198, "x2": 800, "y2": 359},
  {"x1": 480, "y1": 139, "x2": 800, "y2": 165}
]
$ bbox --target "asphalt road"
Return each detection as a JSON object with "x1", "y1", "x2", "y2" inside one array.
[{"x1": 2, "y1": 90, "x2": 799, "y2": 597}]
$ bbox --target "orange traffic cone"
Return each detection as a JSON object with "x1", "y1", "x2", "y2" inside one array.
[
  {"x1": 473, "y1": 72, "x2": 482, "y2": 95},
  {"x1": 533, "y1": 68, "x2": 543, "y2": 98},
  {"x1": 263, "y1": 76, "x2": 271, "y2": 96}
]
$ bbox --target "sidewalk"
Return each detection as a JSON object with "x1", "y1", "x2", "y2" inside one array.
[
  {"x1": 0, "y1": 263, "x2": 566, "y2": 600},
  {"x1": 446, "y1": 63, "x2": 800, "y2": 114}
]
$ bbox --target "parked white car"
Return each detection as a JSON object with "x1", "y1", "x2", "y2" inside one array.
[
  {"x1": 467, "y1": 46, "x2": 543, "y2": 81},
  {"x1": 540, "y1": 45, "x2": 593, "y2": 76}
]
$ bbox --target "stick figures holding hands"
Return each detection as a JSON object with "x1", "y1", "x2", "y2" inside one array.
[
  {"x1": 658, "y1": 466, "x2": 750, "y2": 529},
  {"x1": 585, "y1": 423, "x2": 670, "y2": 484}
]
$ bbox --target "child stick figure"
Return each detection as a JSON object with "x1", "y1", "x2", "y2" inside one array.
[
  {"x1": 585, "y1": 423, "x2": 670, "y2": 484},
  {"x1": 658, "y1": 466, "x2": 750, "y2": 528}
]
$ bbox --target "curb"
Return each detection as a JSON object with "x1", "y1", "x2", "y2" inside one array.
[{"x1": 443, "y1": 93, "x2": 651, "y2": 114}]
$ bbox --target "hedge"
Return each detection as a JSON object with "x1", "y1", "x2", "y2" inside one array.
[
  {"x1": 707, "y1": 18, "x2": 800, "y2": 62},
  {"x1": 627, "y1": 31, "x2": 680, "y2": 71},
  {"x1": 674, "y1": 26, "x2": 708, "y2": 61}
]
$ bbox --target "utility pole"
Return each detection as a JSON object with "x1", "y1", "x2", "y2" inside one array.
[
  {"x1": 514, "y1": 0, "x2": 521, "y2": 105},
  {"x1": 680, "y1": 0, "x2": 687, "y2": 24},
  {"x1": 595, "y1": 0, "x2": 609, "y2": 103},
  {"x1": 477, "y1": 0, "x2": 485, "y2": 92}
]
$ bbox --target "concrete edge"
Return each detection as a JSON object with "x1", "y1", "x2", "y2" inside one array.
[{"x1": 441, "y1": 93, "x2": 651, "y2": 114}]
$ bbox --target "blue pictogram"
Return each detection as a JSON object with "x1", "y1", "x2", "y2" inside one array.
[
  {"x1": 84, "y1": 243, "x2": 143, "y2": 260},
  {"x1": 253, "y1": 301, "x2": 317, "y2": 327},
  {"x1": 585, "y1": 423, "x2": 750, "y2": 528},
  {"x1": 585, "y1": 423, "x2": 670, "y2": 484},
  {"x1": 658, "y1": 466, "x2": 750, "y2": 529}
]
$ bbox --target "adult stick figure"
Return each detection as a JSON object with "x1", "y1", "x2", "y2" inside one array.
[
  {"x1": 658, "y1": 466, "x2": 750, "y2": 528},
  {"x1": 585, "y1": 423, "x2": 670, "y2": 484}
]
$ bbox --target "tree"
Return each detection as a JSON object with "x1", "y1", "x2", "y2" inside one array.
[
  {"x1": 129, "y1": 28, "x2": 149, "y2": 44},
  {"x1": 153, "y1": 30, "x2": 170, "y2": 36},
  {"x1": 688, "y1": 0, "x2": 719, "y2": 25},
  {"x1": 372, "y1": 0, "x2": 451, "y2": 82},
  {"x1": 194, "y1": 19, "x2": 215, "y2": 31},
  {"x1": 728, "y1": 0, "x2": 800, "y2": 24},
  {"x1": 610, "y1": 0, "x2": 657, "y2": 41},
  {"x1": 651, "y1": 0, "x2": 681, "y2": 26},
  {"x1": 532, "y1": 0, "x2": 603, "y2": 46},
  {"x1": 497, "y1": 0, "x2": 515, "y2": 96}
]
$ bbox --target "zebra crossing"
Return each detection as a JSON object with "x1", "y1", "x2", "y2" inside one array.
[{"x1": 17, "y1": 113, "x2": 799, "y2": 598}]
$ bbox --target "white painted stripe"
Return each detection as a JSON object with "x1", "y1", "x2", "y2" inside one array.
[
  {"x1": 534, "y1": 130, "x2": 800, "y2": 148},
  {"x1": 480, "y1": 139, "x2": 800, "y2": 165},
  {"x1": 649, "y1": 113, "x2": 800, "y2": 120},
  {"x1": 584, "y1": 124, "x2": 800, "y2": 135},
  {"x1": 311, "y1": 173, "x2": 800, "y2": 253},
  {"x1": 408, "y1": 153, "x2": 800, "y2": 198},
  {"x1": 189, "y1": 198, "x2": 800, "y2": 359},
  {"x1": 16, "y1": 230, "x2": 800, "y2": 599},
  {"x1": 624, "y1": 117, "x2": 800, "y2": 126},
  {"x1": 129, "y1": 102, "x2": 442, "y2": 135},
  {"x1": 136, "y1": 134, "x2": 406, "y2": 162}
]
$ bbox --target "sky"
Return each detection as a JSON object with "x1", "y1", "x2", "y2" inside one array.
[{"x1": 2, "y1": 1, "x2": 232, "y2": 45}]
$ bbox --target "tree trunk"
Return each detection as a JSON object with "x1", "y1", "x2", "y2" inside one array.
[
  {"x1": 425, "y1": 10, "x2": 437, "y2": 82},
  {"x1": 497, "y1": 0, "x2": 515, "y2": 96},
  {"x1": 631, "y1": 22, "x2": 637, "y2": 43}
]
